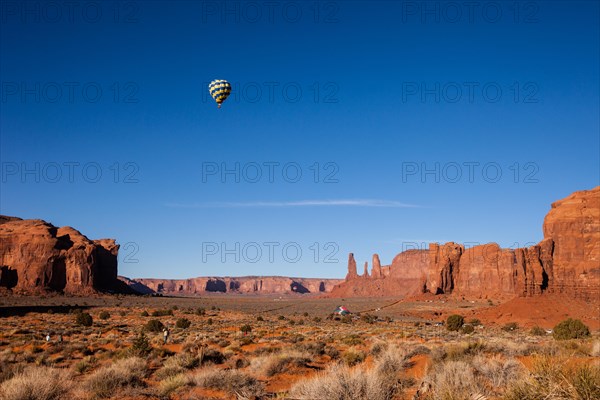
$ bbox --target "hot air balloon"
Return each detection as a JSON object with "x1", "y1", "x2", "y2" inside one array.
[{"x1": 208, "y1": 79, "x2": 232, "y2": 108}]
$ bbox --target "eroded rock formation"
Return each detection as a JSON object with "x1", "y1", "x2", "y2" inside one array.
[
  {"x1": 0, "y1": 216, "x2": 127, "y2": 294},
  {"x1": 331, "y1": 187, "x2": 600, "y2": 300}
]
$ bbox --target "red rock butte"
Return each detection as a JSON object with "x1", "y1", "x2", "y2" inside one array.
[
  {"x1": 330, "y1": 187, "x2": 600, "y2": 300},
  {"x1": 0, "y1": 216, "x2": 128, "y2": 294}
]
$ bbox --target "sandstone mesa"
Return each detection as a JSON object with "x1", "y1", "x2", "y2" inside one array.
[{"x1": 330, "y1": 186, "x2": 600, "y2": 300}]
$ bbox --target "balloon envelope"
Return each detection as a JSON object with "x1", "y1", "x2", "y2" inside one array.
[{"x1": 208, "y1": 79, "x2": 232, "y2": 108}]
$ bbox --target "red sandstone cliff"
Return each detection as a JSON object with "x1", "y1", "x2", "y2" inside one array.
[
  {"x1": 0, "y1": 216, "x2": 128, "y2": 294},
  {"x1": 330, "y1": 187, "x2": 600, "y2": 300}
]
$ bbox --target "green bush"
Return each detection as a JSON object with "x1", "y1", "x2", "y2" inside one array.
[
  {"x1": 461, "y1": 324, "x2": 475, "y2": 334},
  {"x1": 446, "y1": 314, "x2": 464, "y2": 331},
  {"x1": 240, "y1": 324, "x2": 252, "y2": 335},
  {"x1": 144, "y1": 319, "x2": 165, "y2": 333},
  {"x1": 75, "y1": 312, "x2": 93, "y2": 327},
  {"x1": 176, "y1": 318, "x2": 191, "y2": 329},
  {"x1": 99, "y1": 311, "x2": 110, "y2": 320},
  {"x1": 553, "y1": 318, "x2": 590, "y2": 340},
  {"x1": 130, "y1": 332, "x2": 152, "y2": 356},
  {"x1": 530, "y1": 326, "x2": 546, "y2": 336},
  {"x1": 342, "y1": 349, "x2": 365, "y2": 366}
]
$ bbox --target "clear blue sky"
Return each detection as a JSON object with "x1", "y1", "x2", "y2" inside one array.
[{"x1": 1, "y1": 1, "x2": 598, "y2": 279}]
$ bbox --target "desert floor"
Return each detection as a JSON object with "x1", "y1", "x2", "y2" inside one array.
[{"x1": 0, "y1": 293, "x2": 598, "y2": 399}]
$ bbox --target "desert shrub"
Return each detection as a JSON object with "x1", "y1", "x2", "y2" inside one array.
[
  {"x1": 156, "y1": 353, "x2": 199, "y2": 380},
  {"x1": 218, "y1": 339, "x2": 230, "y2": 348},
  {"x1": 73, "y1": 356, "x2": 96, "y2": 374},
  {"x1": 289, "y1": 363, "x2": 402, "y2": 400},
  {"x1": 196, "y1": 307, "x2": 206, "y2": 316},
  {"x1": 0, "y1": 366, "x2": 71, "y2": 400},
  {"x1": 446, "y1": 314, "x2": 464, "y2": 331},
  {"x1": 341, "y1": 315, "x2": 352, "y2": 324},
  {"x1": 374, "y1": 345, "x2": 411, "y2": 376},
  {"x1": 342, "y1": 334, "x2": 363, "y2": 346},
  {"x1": 505, "y1": 355, "x2": 600, "y2": 400},
  {"x1": 201, "y1": 348, "x2": 226, "y2": 365},
  {"x1": 140, "y1": 310, "x2": 149, "y2": 317},
  {"x1": 84, "y1": 357, "x2": 147, "y2": 398},
  {"x1": 572, "y1": 364, "x2": 600, "y2": 399},
  {"x1": 118, "y1": 310, "x2": 126, "y2": 317},
  {"x1": 529, "y1": 326, "x2": 546, "y2": 336},
  {"x1": 234, "y1": 357, "x2": 250, "y2": 369},
  {"x1": 207, "y1": 318, "x2": 213, "y2": 325},
  {"x1": 342, "y1": 349, "x2": 366, "y2": 366},
  {"x1": 362, "y1": 314, "x2": 377, "y2": 324},
  {"x1": 239, "y1": 336, "x2": 253, "y2": 346},
  {"x1": 130, "y1": 332, "x2": 152, "y2": 357},
  {"x1": 75, "y1": 312, "x2": 93, "y2": 327},
  {"x1": 278, "y1": 315, "x2": 285, "y2": 320},
  {"x1": 144, "y1": 319, "x2": 165, "y2": 333},
  {"x1": 151, "y1": 309, "x2": 173, "y2": 317},
  {"x1": 175, "y1": 318, "x2": 191, "y2": 329},
  {"x1": 469, "y1": 318, "x2": 481, "y2": 326},
  {"x1": 325, "y1": 345, "x2": 340, "y2": 359},
  {"x1": 370, "y1": 341, "x2": 388, "y2": 357},
  {"x1": 471, "y1": 354, "x2": 523, "y2": 388},
  {"x1": 502, "y1": 322, "x2": 519, "y2": 332},
  {"x1": 158, "y1": 373, "x2": 192, "y2": 397},
  {"x1": 98, "y1": 311, "x2": 110, "y2": 320},
  {"x1": 256, "y1": 315, "x2": 264, "y2": 322},
  {"x1": 240, "y1": 324, "x2": 252, "y2": 335},
  {"x1": 297, "y1": 341, "x2": 326, "y2": 357},
  {"x1": 462, "y1": 324, "x2": 475, "y2": 334},
  {"x1": 553, "y1": 318, "x2": 590, "y2": 340},
  {"x1": 422, "y1": 360, "x2": 487, "y2": 400},
  {"x1": 313, "y1": 316, "x2": 322, "y2": 323},
  {"x1": 252, "y1": 351, "x2": 311, "y2": 377},
  {"x1": 192, "y1": 369, "x2": 264, "y2": 398}
]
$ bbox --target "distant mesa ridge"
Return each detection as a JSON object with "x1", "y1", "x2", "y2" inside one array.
[
  {"x1": 119, "y1": 276, "x2": 342, "y2": 295},
  {"x1": 330, "y1": 186, "x2": 600, "y2": 300}
]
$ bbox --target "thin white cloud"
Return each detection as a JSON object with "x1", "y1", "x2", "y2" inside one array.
[
  {"x1": 383, "y1": 238, "x2": 448, "y2": 245},
  {"x1": 166, "y1": 199, "x2": 419, "y2": 208}
]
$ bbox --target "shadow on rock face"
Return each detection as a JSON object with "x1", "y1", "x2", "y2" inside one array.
[{"x1": 291, "y1": 281, "x2": 309, "y2": 294}]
